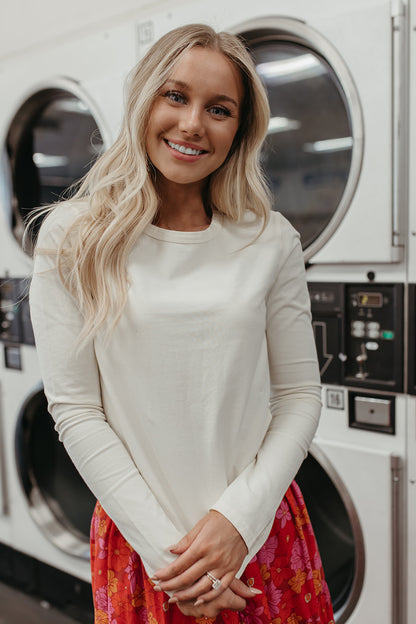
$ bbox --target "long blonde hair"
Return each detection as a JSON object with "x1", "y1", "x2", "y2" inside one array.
[{"x1": 36, "y1": 23, "x2": 271, "y2": 346}]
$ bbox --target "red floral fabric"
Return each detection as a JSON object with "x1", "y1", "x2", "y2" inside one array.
[{"x1": 90, "y1": 481, "x2": 334, "y2": 624}]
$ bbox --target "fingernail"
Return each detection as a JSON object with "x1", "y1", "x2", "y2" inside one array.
[
  {"x1": 153, "y1": 585, "x2": 162, "y2": 592},
  {"x1": 150, "y1": 576, "x2": 160, "y2": 582},
  {"x1": 168, "y1": 597, "x2": 178, "y2": 604},
  {"x1": 194, "y1": 599, "x2": 204, "y2": 607},
  {"x1": 168, "y1": 544, "x2": 178, "y2": 550},
  {"x1": 250, "y1": 588, "x2": 263, "y2": 594}
]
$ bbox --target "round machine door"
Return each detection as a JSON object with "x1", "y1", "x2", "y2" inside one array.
[
  {"x1": 15, "y1": 387, "x2": 96, "y2": 558},
  {"x1": 238, "y1": 19, "x2": 363, "y2": 261},
  {"x1": 296, "y1": 443, "x2": 364, "y2": 623},
  {"x1": 4, "y1": 82, "x2": 105, "y2": 254}
]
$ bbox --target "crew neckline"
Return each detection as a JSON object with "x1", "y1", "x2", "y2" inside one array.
[{"x1": 145, "y1": 211, "x2": 223, "y2": 243}]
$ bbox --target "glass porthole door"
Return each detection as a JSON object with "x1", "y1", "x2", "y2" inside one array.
[
  {"x1": 296, "y1": 446, "x2": 364, "y2": 624},
  {"x1": 239, "y1": 20, "x2": 363, "y2": 260},
  {"x1": 5, "y1": 85, "x2": 104, "y2": 253},
  {"x1": 15, "y1": 388, "x2": 96, "y2": 558}
]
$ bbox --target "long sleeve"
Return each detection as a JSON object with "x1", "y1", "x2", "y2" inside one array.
[
  {"x1": 210, "y1": 225, "x2": 321, "y2": 573},
  {"x1": 30, "y1": 204, "x2": 320, "y2": 582},
  {"x1": 29, "y1": 209, "x2": 183, "y2": 577}
]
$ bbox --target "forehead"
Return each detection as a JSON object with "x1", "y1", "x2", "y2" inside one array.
[{"x1": 168, "y1": 47, "x2": 243, "y2": 103}]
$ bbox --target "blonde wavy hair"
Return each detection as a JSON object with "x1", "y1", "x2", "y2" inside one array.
[{"x1": 35, "y1": 23, "x2": 271, "y2": 346}]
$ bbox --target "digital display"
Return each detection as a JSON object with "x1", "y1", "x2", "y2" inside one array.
[{"x1": 358, "y1": 292, "x2": 383, "y2": 307}]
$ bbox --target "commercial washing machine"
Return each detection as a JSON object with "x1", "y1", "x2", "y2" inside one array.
[{"x1": 0, "y1": 21, "x2": 134, "y2": 579}]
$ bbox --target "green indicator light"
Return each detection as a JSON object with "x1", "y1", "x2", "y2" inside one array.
[{"x1": 382, "y1": 330, "x2": 394, "y2": 340}]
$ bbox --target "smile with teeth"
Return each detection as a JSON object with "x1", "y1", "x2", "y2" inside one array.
[{"x1": 165, "y1": 139, "x2": 206, "y2": 156}]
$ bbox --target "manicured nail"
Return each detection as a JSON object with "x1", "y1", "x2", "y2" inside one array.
[
  {"x1": 194, "y1": 599, "x2": 204, "y2": 607},
  {"x1": 168, "y1": 543, "x2": 178, "y2": 550},
  {"x1": 150, "y1": 576, "x2": 160, "y2": 582},
  {"x1": 168, "y1": 597, "x2": 178, "y2": 604},
  {"x1": 250, "y1": 588, "x2": 263, "y2": 594},
  {"x1": 153, "y1": 585, "x2": 162, "y2": 592}
]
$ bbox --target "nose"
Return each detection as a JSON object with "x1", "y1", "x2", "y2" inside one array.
[{"x1": 178, "y1": 105, "x2": 205, "y2": 137}]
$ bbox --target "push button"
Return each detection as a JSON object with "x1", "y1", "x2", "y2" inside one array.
[
  {"x1": 351, "y1": 320, "x2": 365, "y2": 337},
  {"x1": 366, "y1": 321, "x2": 380, "y2": 339}
]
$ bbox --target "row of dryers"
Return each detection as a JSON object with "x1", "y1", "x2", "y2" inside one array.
[{"x1": 0, "y1": 1, "x2": 414, "y2": 623}]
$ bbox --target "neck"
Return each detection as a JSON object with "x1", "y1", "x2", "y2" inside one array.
[{"x1": 154, "y1": 176, "x2": 211, "y2": 231}]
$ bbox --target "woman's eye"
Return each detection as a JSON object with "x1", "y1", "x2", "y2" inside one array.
[
  {"x1": 164, "y1": 91, "x2": 185, "y2": 104},
  {"x1": 209, "y1": 105, "x2": 231, "y2": 117}
]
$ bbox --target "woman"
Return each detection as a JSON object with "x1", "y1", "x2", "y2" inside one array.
[{"x1": 30, "y1": 24, "x2": 334, "y2": 624}]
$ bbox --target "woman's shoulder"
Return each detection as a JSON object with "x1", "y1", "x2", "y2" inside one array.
[
  {"x1": 36, "y1": 199, "x2": 89, "y2": 248},
  {"x1": 226, "y1": 209, "x2": 300, "y2": 247},
  {"x1": 264, "y1": 210, "x2": 299, "y2": 237}
]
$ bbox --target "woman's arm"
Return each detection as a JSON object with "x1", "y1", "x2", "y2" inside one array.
[
  {"x1": 211, "y1": 228, "x2": 321, "y2": 564},
  {"x1": 151, "y1": 222, "x2": 321, "y2": 602},
  {"x1": 29, "y1": 207, "x2": 184, "y2": 577}
]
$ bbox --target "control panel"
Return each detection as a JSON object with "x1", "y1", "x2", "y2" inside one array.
[
  {"x1": 344, "y1": 284, "x2": 403, "y2": 390},
  {"x1": 309, "y1": 282, "x2": 403, "y2": 392},
  {"x1": 0, "y1": 278, "x2": 35, "y2": 346}
]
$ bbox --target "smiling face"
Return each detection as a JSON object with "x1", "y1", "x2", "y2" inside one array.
[{"x1": 145, "y1": 46, "x2": 243, "y2": 192}]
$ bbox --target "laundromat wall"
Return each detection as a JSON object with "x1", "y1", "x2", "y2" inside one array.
[
  {"x1": 0, "y1": 1, "x2": 415, "y2": 624},
  {"x1": 0, "y1": 0, "x2": 173, "y2": 58}
]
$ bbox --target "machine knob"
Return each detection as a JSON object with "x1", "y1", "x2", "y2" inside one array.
[{"x1": 355, "y1": 343, "x2": 368, "y2": 379}]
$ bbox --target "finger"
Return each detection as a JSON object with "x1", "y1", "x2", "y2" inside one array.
[
  {"x1": 203, "y1": 592, "x2": 246, "y2": 617},
  {"x1": 167, "y1": 530, "x2": 195, "y2": 555},
  {"x1": 167, "y1": 576, "x2": 211, "y2": 604},
  {"x1": 170, "y1": 568, "x2": 233, "y2": 604},
  {"x1": 168, "y1": 543, "x2": 188, "y2": 555},
  {"x1": 229, "y1": 577, "x2": 263, "y2": 599},
  {"x1": 227, "y1": 595, "x2": 247, "y2": 612},
  {"x1": 194, "y1": 570, "x2": 234, "y2": 604},
  {"x1": 153, "y1": 547, "x2": 202, "y2": 582},
  {"x1": 176, "y1": 600, "x2": 204, "y2": 618},
  {"x1": 155, "y1": 560, "x2": 212, "y2": 592},
  {"x1": 167, "y1": 515, "x2": 211, "y2": 557}
]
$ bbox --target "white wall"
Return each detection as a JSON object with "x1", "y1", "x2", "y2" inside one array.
[{"x1": 0, "y1": 0, "x2": 170, "y2": 60}]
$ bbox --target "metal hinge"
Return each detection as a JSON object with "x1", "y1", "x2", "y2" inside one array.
[
  {"x1": 391, "y1": 0, "x2": 407, "y2": 252},
  {"x1": 391, "y1": 454, "x2": 404, "y2": 624},
  {"x1": 391, "y1": 0, "x2": 405, "y2": 19}
]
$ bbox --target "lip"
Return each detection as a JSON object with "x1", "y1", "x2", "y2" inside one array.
[
  {"x1": 163, "y1": 139, "x2": 209, "y2": 162},
  {"x1": 165, "y1": 138, "x2": 209, "y2": 152}
]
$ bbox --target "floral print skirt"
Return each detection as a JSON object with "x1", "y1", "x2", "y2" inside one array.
[{"x1": 90, "y1": 481, "x2": 334, "y2": 624}]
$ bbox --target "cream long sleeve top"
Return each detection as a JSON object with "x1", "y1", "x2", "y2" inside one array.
[{"x1": 29, "y1": 202, "x2": 322, "y2": 580}]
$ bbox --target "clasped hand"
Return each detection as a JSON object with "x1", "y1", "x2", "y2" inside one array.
[{"x1": 151, "y1": 510, "x2": 259, "y2": 617}]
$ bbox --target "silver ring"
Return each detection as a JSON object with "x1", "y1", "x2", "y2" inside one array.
[{"x1": 206, "y1": 571, "x2": 222, "y2": 590}]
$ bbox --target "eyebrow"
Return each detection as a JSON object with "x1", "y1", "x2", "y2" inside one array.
[{"x1": 164, "y1": 79, "x2": 239, "y2": 108}]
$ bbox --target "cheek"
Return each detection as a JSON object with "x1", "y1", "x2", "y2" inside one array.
[
  {"x1": 147, "y1": 103, "x2": 168, "y2": 136},
  {"x1": 145, "y1": 111, "x2": 167, "y2": 156},
  {"x1": 217, "y1": 125, "x2": 239, "y2": 157}
]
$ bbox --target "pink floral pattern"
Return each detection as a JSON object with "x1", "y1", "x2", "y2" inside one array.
[{"x1": 90, "y1": 481, "x2": 334, "y2": 623}]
